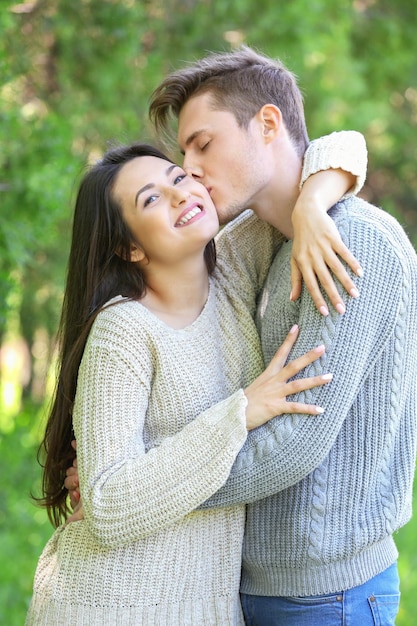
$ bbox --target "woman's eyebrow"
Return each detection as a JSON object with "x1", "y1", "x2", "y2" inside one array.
[{"x1": 135, "y1": 164, "x2": 177, "y2": 206}]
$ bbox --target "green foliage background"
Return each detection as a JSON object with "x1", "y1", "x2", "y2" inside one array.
[{"x1": 0, "y1": 1, "x2": 416, "y2": 624}]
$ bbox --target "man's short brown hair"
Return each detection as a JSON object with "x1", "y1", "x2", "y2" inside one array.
[{"x1": 149, "y1": 46, "x2": 309, "y2": 157}]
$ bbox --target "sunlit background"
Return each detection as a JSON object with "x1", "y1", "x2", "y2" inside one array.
[{"x1": 1, "y1": 1, "x2": 416, "y2": 624}]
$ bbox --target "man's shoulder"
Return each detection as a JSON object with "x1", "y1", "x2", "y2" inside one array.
[
  {"x1": 332, "y1": 197, "x2": 417, "y2": 272},
  {"x1": 333, "y1": 197, "x2": 412, "y2": 242},
  {"x1": 332, "y1": 196, "x2": 389, "y2": 224},
  {"x1": 216, "y1": 209, "x2": 254, "y2": 236}
]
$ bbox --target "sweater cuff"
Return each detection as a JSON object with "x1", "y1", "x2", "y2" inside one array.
[
  {"x1": 202, "y1": 389, "x2": 248, "y2": 451},
  {"x1": 300, "y1": 131, "x2": 368, "y2": 198}
]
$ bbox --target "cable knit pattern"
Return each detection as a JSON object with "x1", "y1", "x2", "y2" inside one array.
[
  {"x1": 203, "y1": 197, "x2": 417, "y2": 598},
  {"x1": 308, "y1": 458, "x2": 329, "y2": 561},
  {"x1": 26, "y1": 131, "x2": 367, "y2": 624},
  {"x1": 380, "y1": 264, "x2": 409, "y2": 534}
]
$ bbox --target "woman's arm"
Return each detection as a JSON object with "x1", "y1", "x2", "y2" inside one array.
[
  {"x1": 73, "y1": 320, "x2": 247, "y2": 548},
  {"x1": 216, "y1": 131, "x2": 368, "y2": 317},
  {"x1": 291, "y1": 130, "x2": 367, "y2": 314},
  {"x1": 73, "y1": 307, "x2": 330, "y2": 547}
]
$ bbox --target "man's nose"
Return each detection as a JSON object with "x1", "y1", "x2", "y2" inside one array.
[{"x1": 183, "y1": 157, "x2": 203, "y2": 180}]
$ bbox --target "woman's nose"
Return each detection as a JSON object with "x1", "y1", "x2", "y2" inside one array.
[{"x1": 170, "y1": 186, "x2": 191, "y2": 205}]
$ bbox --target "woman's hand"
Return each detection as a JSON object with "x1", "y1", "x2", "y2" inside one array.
[
  {"x1": 65, "y1": 439, "x2": 80, "y2": 510},
  {"x1": 244, "y1": 325, "x2": 332, "y2": 430},
  {"x1": 291, "y1": 169, "x2": 363, "y2": 315},
  {"x1": 65, "y1": 500, "x2": 84, "y2": 525}
]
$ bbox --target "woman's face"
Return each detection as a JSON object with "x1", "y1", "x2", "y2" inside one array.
[{"x1": 112, "y1": 156, "x2": 219, "y2": 266}]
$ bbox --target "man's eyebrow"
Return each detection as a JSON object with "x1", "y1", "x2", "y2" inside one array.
[
  {"x1": 134, "y1": 164, "x2": 177, "y2": 206},
  {"x1": 180, "y1": 129, "x2": 206, "y2": 155}
]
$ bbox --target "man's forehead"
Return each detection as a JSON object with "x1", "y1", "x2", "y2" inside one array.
[
  {"x1": 178, "y1": 95, "x2": 211, "y2": 130},
  {"x1": 178, "y1": 98, "x2": 233, "y2": 148}
]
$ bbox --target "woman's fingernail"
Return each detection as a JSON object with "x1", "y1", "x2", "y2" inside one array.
[
  {"x1": 350, "y1": 288, "x2": 359, "y2": 298},
  {"x1": 322, "y1": 373, "x2": 333, "y2": 381},
  {"x1": 320, "y1": 305, "x2": 329, "y2": 316},
  {"x1": 356, "y1": 267, "x2": 364, "y2": 277},
  {"x1": 290, "y1": 324, "x2": 299, "y2": 334},
  {"x1": 336, "y1": 303, "x2": 345, "y2": 314},
  {"x1": 315, "y1": 406, "x2": 325, "y2": 414}
]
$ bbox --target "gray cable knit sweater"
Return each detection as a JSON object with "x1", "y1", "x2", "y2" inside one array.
[{"x1": 203, "y1": 196, "x2": 417, "y2": 598}]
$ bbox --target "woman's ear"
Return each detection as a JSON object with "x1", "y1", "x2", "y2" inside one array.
[
  {"x1": 116, "y1": 243, "x2": 147, "y2": 263},
  {"x1": 128, "y1": 244, "x2": 146, "y2": 263}
]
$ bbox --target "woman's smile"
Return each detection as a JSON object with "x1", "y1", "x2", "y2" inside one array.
[{"x1": 175, "y1": 203, "x2": 204, "y2": 227}]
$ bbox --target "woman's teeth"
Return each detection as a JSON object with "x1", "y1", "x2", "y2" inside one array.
[{"x1": 176, "y1": 206, "x2": 202, "y2": 226}]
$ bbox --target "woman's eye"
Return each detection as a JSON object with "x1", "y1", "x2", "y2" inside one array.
[
  {"x1": 200, "y1": 141, "x2": 210, "y2": 151},
  {"x1": 173, "y1": 174, "x2": 187, "y2": 184},
  {"x1": 143, "y1": 194, "x2": 158, "y2": 208}
]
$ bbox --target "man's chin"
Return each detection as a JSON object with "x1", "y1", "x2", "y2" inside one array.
[{"x1": 217, "y1": 204, "x2": 245, "y2": 226}]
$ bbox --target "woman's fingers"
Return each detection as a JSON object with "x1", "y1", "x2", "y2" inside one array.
[
  {"x1": 284, "y1": 401, "x2": 325, "y2": 415},
  {"x1": 277, "y1": 344, "x2": 325, "y2": 382},
  {"x1": 244, "y1": 328, "x2": 334, "y2": 429},
  {"x1": 334, "y1": 240, "x2": 363, "y2": 282},
  {"x1": 284, "y1": 373, "x2": 333, "y2": 397},
  {"x1": 265, "y1": 324, "x2": 300, "y2": 374},
  {"x1": 291, "y1": 221, "x2": 362, "y2": 316}
]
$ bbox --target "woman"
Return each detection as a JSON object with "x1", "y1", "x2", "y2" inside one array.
[{"x1": 27, "y1": 138, "x2": 363, "y2": 625}]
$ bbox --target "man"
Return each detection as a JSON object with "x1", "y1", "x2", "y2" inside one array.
[{"x1": 147, "y1": 46, "x2": 417, "y2": 624}]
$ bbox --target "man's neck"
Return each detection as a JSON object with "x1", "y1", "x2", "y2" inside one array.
[
  {"x1": 251, "y1": 145, "x2": 302, "y2": 239},
  {"x1": 252, "y1": 180, "x2": 300, "y2": 239}
]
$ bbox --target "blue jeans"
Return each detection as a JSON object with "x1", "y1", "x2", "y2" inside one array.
[{"x1": 241, "y1": 563, "x2": 400, "y2": 626}]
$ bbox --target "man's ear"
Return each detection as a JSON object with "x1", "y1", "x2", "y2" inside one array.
[{"x1": 256, "y1": 104, "x2": 282, "y2": 143}]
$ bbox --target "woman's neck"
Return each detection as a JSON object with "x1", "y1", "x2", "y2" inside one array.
[{"x1": 139, "y1": 259, "x2": 210, "y2": 329}]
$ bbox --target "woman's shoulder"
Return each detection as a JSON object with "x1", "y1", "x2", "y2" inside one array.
[
  {"x1": 81, "y1": 297, "x2": 156, "y2": 382},
  {"x1": 87, "y1": 297, "x2": 152, "y2": 353}
]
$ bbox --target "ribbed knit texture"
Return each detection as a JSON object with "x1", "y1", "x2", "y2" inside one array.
[
  {"x1": 300, "y1": 130, "x2": 367, "y2": 197},
  {"x1": 26, "y1": 131, "x2": 367, "y2": 624},
  {"x1": 25, "y1": 209, "x2": 278, "y2": 626},
  {"x1": 204, "y1": 197, "x2": 417, "y2": 598}
]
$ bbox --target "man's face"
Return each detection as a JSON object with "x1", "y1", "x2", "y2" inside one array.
[{"x1": 177, "y1": 92, "x2": 271, "y2": 225}]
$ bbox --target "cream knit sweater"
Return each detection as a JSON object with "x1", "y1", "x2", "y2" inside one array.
[{"x1": 26, "y1": 131, "x2": 366, "y2": 625}]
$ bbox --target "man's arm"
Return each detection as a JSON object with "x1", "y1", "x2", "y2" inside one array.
[{"x1": 201, "y1": 199, "x2": 404, "y2": 508}]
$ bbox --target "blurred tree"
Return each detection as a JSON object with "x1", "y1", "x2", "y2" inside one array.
[
  {"x1": 0, "y1": 0, "x2": 416, "y2": 397},
  {"x1": 1, "y1": 2, "x2": 416, "y2": 624}
]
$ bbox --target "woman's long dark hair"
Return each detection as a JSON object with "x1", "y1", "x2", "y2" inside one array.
[{"x1": 37, "y1": 142, "x2": 216, "y2": 526}]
